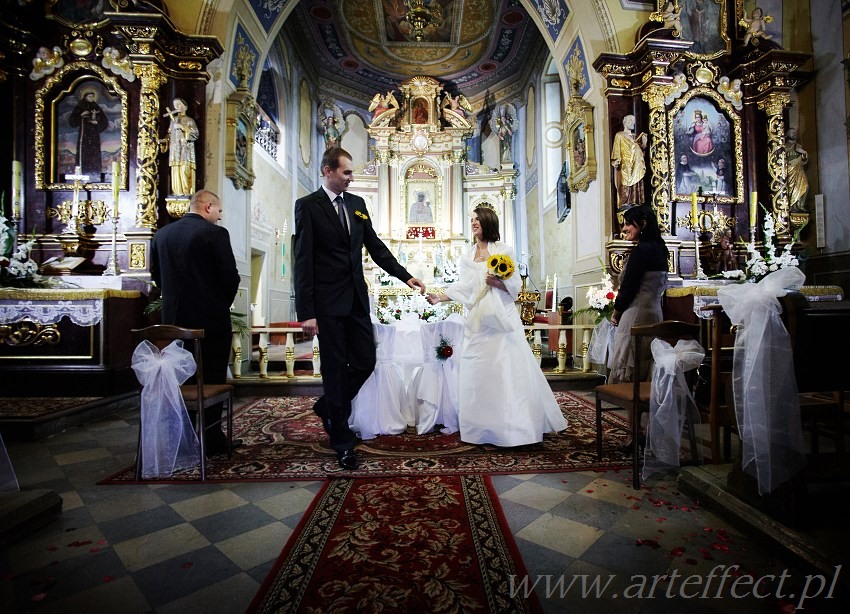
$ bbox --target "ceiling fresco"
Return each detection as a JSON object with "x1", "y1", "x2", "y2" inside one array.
[{"x1": 283, "y1": 0, "x2": 544, "y2": 99}]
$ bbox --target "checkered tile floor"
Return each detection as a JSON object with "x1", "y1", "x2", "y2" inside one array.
[{"x1": 1, "y1": 393, "x2": 847, "y2": 613}]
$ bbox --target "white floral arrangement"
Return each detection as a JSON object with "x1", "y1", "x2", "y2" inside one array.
[
  {"x1": 376, "y1": 292, "x2": 452, "y2": 324},
  {"x1": 1, "y1": 215, "x2": 47, "y2": 288},
  {"x1": 721, "y1": 210, "x2": 799, "y2": 282},
  {"x1": 574, "y1": 271, "x2": 618, "y2": 324},
  {"x1": 441, "y1": 257, "x2": 459, "y2": 284}
]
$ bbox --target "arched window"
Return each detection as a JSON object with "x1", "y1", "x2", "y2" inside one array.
[{"x1": 541, "y1": 59, "x2": 564, "y2": 211}]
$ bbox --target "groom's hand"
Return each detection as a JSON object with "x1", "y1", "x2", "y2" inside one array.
[{"x1": 407, "y1": 277, "x2": 426, "y2": 294}]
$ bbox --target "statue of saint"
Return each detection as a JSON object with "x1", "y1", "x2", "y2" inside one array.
[
  {"x1": 785, "y1": 128, "x2": 809, "y2": 212},
  {"x1": 610, "y1": 114, "x2": 648, "y2": 206},
  {"x1": 160, "y1": 98, "x2": 199, "y2": 197}
]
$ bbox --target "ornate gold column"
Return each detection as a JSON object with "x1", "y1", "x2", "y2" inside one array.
[
  {"x1": 133, "y1": 63, "x2": 167, "y2": 229},
  {"x1": 757, "y1": 92, "x2": 791, "y2": 237},
  {"x1": 642, "y1": 83, "x2": 673, "y2": 234}
]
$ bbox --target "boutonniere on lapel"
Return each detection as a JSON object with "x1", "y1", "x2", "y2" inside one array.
[{"x1": 354, "y1": 210, "x2": 368, "y2": 220}]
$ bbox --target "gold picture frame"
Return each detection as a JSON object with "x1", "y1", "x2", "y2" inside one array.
[
  {"x1": 34, "y1": 62, "x2": 129, "y2": 191},
  {"x1": 225, "y1": 83, "x2": 256, "y2": 190},
  {"x1": 564, "y1": 87, "x2": 596, "y2": 192}
]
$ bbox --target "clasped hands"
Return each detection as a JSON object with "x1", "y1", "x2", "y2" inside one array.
[{"x1": 427, "y1": 273, "x2": 506, "y2": 305}]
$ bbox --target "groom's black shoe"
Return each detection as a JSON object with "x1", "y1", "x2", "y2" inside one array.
[
  {"x1": 337, "y1": 449, "x2": 359, "y2": 470},
  {"x1": 320, "y1": 417, "x2": 331, "y2": 434}
]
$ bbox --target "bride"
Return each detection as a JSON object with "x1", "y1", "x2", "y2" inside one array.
[{"x1": 427, "y1": 206, "x2": 567, "y2": 446}]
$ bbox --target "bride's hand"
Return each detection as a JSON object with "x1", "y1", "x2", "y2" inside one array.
[
  {"x1": 485, "y1": 274, "x2": 506, "y2": 291},
  {"x1": 426, "y1": 293, "x2": 444, "y2": 305}
]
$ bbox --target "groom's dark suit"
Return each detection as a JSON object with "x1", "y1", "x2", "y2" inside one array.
[{"x1": 294, "y1": 188, "x2": 413, "y2": 453}]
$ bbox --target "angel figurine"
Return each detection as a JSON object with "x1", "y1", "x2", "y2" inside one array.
[
  {"x1": 317, "y1": 102, "x2": 344, "y2": 149},
  {"x1": 661, "y1": 1, "x2": 683, "y2": 36},
  {"x1": 739, "y1": 7, "x2": 774, "y2": 46},
  {"x1": 368, "y1": 91, "x2": 400, "y2": 126},
  {"x1": 717, "y1": 76, "x2": 743, "y2": 110},
  {"x1": 29, "y1": 46, "x2": 64, "y2": 81},
  {"x1": 441, "y1": 93, "x2": 472, "y2": 118}
]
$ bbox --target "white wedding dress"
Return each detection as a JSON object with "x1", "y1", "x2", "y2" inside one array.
[{"x1": 445, "y1": 242, "x2": 567, "y2": 446}]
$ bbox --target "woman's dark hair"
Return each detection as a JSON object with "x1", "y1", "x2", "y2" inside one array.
[
  {"x1": 474, "y1": 206, "x2": 500, "y2": 243},
  {"x1": 623, "y1": 204, "x2": 663, "y2": 242}
]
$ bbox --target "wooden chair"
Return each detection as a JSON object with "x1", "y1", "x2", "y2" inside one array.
[
  {"x1": 697, "y1": 304, "x2": 739, "y2": 463},
  {"x1": 595, "y1": 320, "x2": 702, "y2": 489},
  {"x1": 131, "y1": 325, "x2": 234, "y2": 481}
]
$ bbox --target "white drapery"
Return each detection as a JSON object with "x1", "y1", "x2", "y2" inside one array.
[
  {"x1": 0, "y1": 299, "x2": 103, "y2": 326},
  {"x1": 131, "y1": 340, "x2": 200, "y2": 479},
  {"x1": 643, "y1": 338, "x2": 705, "y2": 479},
  {"x1": 716, "y1": 267, "x2": 807, "y2": 494},
  {"x1": 586, "y1": 318, "x2": 616, "y2": 366}
]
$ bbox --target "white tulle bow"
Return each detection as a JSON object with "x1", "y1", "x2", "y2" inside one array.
[
  {"x1": 643, "y1": 338, "x2": 705, "y2": 478},
  {"x1": 716, "y1": 267, "x2": 806, "y2": 494},
  {"x1": 131, "y1": 340, "x2": 200, "y2": 479}
]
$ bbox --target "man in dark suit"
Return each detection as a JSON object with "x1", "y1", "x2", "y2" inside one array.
[
  {"x1": 295, "y1": 147, "x2": 425, "y2": 470},
  {"x1": 150, "y1": 189, "x2": 241, "y2": 456}
]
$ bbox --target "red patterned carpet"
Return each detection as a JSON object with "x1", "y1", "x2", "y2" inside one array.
[
  {"x1": 247, "y1": 474, "x2": 541, "y2": 613},
  {"x1": 101, "y1": 391, "x2": 631, "y2": 483}
]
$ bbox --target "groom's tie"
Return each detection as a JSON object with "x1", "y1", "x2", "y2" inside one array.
[{"x1": 335, "y1": 195, "x2": 348, "y2": 234}]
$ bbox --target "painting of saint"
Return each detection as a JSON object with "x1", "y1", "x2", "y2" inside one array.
[
  {"x1": 672, "y1": 96, "x2": 734, "y2": 199},
  {"x1": 56, "y1": 80, "x2": 120, "y2": 182},
  {"x1": 408, "y1": 190, "x2": 434, "y2": 224},
  {"x1": 679, "y1": 0, "x2": 725, "y2": 56},
  {"x1": 412, "y1": 98, "x2": 429, "y2": 124}
]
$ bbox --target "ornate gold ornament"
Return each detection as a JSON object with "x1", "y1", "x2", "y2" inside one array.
[
  {"x1": 224, "y1": 83, "x2": 257, "y2": 190},
  {"x1": 133, "y1": 63, "x2": 166, "y2": 228},
  {"x1": 128, "y1": 242, "x2": 147, "y2": 269},
  {"x1": 403, "y1": 0, "x2": 443, "y2": 42},
  {"x1": 642, "y1": 83, "x2": 674, "y2": 233},
  {"x1": 757, "y1": 92, "x2": 792, "y2": 237},
  {"x1": 0, "y1": 321, "x2": 60, "y2": 348},
  {"x1": 34, "y1": 62, "x2": 129, "y2": 192},
  {"x1": 564, "y1": 79, "x2": 597, "y2": 192}
]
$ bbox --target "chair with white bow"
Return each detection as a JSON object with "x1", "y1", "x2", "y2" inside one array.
[
  {"x1": 410, "y1": 317, "x2": 465, "y2": 435},
  {"x1": 595, "y1": 320, "x2": 703, "y2": 489},
  {"x1": 350, "y1": 320, "x2": 410, "y2": 439},
  {"x1": 131, "y1": 325, "x2": 234, "y2": 481}
]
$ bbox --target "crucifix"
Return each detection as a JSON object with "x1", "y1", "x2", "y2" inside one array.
[{"x1": 60, "y1": 166, "x2": 90, "y2": 234}]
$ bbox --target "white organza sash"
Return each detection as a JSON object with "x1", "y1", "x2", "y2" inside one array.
[
  {"x1": 587, "y1": 318, "x2": 616, "y2": 365},
  {"x1": 716, "y1": 267, "x2": 806, "y2": 494},
  {"x1": 131, "y1": 340, "x2": 200, "y2": 479},
  {"x1": 643, "y1": 338, "x2": 705, "y2": 478}
]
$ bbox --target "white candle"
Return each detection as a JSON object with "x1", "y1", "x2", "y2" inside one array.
[
  {"x1": 749, "y1": 191, "x2": 758, "y2": 228},
  {"x1": 111, "y1": 161, "x2": 120, "y2": 217},
  {"x1": 11, "y1": 160, "x2": 22, "y2": 218},
  {"x1": 552, "y1": 274, "x2": 558, "y2": 312}
]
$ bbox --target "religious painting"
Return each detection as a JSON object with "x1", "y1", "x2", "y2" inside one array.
[
  {"x1": 55, "y1": 79, "x2": 121, "y2": 183},
  {"x1": 679, "y1": 0, "x2": 729, "y2": 58},
  {"x1": 556, "y1": 162, "x2": 570, "y2": 223},
  {"x1": 669, "y1": 90, "x2": 743, "y2": 204},
  {"x1": 411, "y1": 97, "x2": 430, "y2": 124},
  {"x1": 225, "y1": 84, "x2": 256, "y2": 189},
  {"x1": 406, "y1": 181, "x2": 436, "y2": 225},
  {"x1": 47, "y1": 0, "x2": 107, "y2": 25},
  {"x1": 564, "y1": 82, "x2": 596, "y2": 192},
  {"x1": 34, "y1": 64, "x2": 128, "y2": 191},
  {"x1": 381, "y1": 0, "x2": 455, "y2": 43}
]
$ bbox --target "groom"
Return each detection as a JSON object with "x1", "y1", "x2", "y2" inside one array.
[{"x1": 294, "y1": 147, "x2": 425, "y2": 470}]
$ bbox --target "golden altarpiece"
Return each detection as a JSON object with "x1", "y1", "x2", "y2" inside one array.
[
  {"x1": 592, "y1": 0, "x2": 810, "y2": 280},
  {"x1": 355, "y1": 76, "x2": 519, "y2": 306},
  {"x1": 0, "y1": 6, "x2": 222, "y2": 394}
]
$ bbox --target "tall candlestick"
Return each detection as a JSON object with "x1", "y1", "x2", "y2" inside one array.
[
  {"x1": 11, "y1": 160, "x2": 22, "y2": 219},
  {"x1": 111, "y1": 161, "x2": 120, "y2": 217},
  {"x1": 691, "y1": 192, "x2": 698, "y2": 225},
  {"x1": 749, "y1": 191, "x2": 758, "y2": 228}
]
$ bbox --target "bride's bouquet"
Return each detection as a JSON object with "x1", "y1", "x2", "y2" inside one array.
[{"x1": 486, "y1": 253, "x2": 515, "y2": 280}]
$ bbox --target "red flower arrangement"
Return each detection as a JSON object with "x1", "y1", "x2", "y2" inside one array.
[{"x1": 435, "y1": 335, "x2": 453, "y2": 361}]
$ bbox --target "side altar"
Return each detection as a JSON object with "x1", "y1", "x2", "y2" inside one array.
[{"x1": 0, "y1": 287, "x2": 144, "y2": 395}]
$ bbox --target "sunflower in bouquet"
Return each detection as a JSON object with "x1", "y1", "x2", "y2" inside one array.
[{"x1": 486, "y1": 253, "x2": 514, "y2": 279}]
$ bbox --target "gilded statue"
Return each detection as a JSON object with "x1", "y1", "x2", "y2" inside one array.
[
  {"x1": 611, "y1": 114, "x2": 648, "y2": 206},
  {"x1": 785, "y1": 127, "x2": 809, "y2": 212}
]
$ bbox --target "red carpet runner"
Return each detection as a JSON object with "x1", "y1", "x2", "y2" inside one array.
[
  {"x1": 247, "y1": 474, "x2": 541, "y2": 613},
  {"x1": 100, "y1": 391, "x2": 630, "y2": 483}
]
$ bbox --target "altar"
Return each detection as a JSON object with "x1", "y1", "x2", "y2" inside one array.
[{"x1": 0, "y1": 287, "x2": 144, "y2": 395}]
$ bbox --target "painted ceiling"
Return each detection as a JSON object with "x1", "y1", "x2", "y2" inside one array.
[{"x1": 283, "y1": 0, "x2": 545, "y2": 99}]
